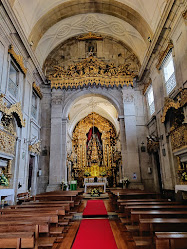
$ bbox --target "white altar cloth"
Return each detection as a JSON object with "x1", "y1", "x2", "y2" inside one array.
[
  {"x1": 175, "y1": 185, "x2": 187, "y2": 193},
  {"x1": 0, "y1": 188, "x2": 14, "y2": 205},
  {"x1": 84, "y1": 182, "x2": 106, "y2": 193}
]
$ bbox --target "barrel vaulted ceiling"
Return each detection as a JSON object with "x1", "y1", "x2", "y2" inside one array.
[{"x1": 9, "y1": 0, "x2": 167, "y2": 67}]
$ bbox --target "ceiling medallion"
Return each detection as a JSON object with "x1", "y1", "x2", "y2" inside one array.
[{"x1": 49, "y1": 56, "x2": 136, "y2": 90}]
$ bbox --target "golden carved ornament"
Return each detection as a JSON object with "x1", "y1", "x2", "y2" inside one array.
[
  {"x1": 49, "y1": 56, "x2": 136, "y2": 89},
  {"x1": 170, "y1": 124, "x2": 187, "y2": 151},
  {"x1": 143, "y1": 78, "x2": 152, "y2": 95},
  {"x1": 28, "y1": 141, "x2": 41, "y2": 155},
  {"x1": 72, "y1": 112, "x2": 116, "y2": 171},
  {"x1": 0, "y1": 94, "x2": 25, "y2": 127},
  {"x1": 33, "y1": 82, "x2": 43, "y2": 99},
  {"x1": 147, "y1": 136, "x2": 159, "y2": 153},
  {"x1": 161, "y1": 88, "x2": 187, "y2": 123},
  {"x1": 156, "y1": 41, "x2": 174, "y2": 70},
  {"x1": 182, "y1": 10, "x2": 187, "y2": 20},
  {"x1": 0, "y1": 130, "x2": 16, "y2": 156},
  {"x1": 77, "y1": 32, "x2": 103, "y2": 41},
  {"x1": 8, "y1": 45, "x2": 27, "y2": 75}
]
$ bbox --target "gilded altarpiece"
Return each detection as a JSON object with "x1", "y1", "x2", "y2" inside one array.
[
  {"x1": 0, "y1": 95, "x2": 25, "y2": 187},
  {"x1": 72, "y1": 112, "x2": 116, "y2": 177}
]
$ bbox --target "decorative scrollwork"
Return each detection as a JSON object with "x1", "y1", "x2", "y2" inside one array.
[
  {"x1": 0, "y1": 94, "x2": 25, "y2": 128},
  {"x1": 33, "y1": 82, "x2": 43, "y2": 99},
  {"x1": 0, "y1": 130, "x2": 16, "y2": 156},
  {"x1": 28, "y1": 141, "x2": 41, "y2": 155},
  {"x1": 49, "y1": 56, "x2": 136, "y2": 89},
  {"x1": 8, "y1": 45, "x2": 27, "y2": 75},
  {"x1": 77, "y1": 32, "x2": 103, "y2": 41},
  {"x1": 161, "y1": 89, "x2": 187, "y2": 123},
  {"x1": 182, "y1": 10, "x2": 187, "y2": 20},
  {"x1": 170, "y1": 124, "x2": 187, "y2": 151},
  {"x1": 156, "y1": 41, "x2": 174, "y2": 70}
]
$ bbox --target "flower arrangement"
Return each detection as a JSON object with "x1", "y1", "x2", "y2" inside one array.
[
  {"x1": 90, "y1": 188, "x2": 100, "y2": 197},
  {"x1": 84, "y1": 172, "x2": 91, "y2": 177},
  {"x1": 0, "y1": 174, "x2": 9, "y2": 186}
]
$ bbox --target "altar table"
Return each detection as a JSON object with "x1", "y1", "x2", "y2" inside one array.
[{"x1": 84, "y1": 182, "x2": 106, "y2": 193}]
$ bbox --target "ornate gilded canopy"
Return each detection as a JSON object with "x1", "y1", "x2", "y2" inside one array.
[{"x1": 49, "y1": 56, "x2": 136, "y2": 89}]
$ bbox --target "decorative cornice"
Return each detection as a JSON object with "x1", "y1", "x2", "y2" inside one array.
[
  {"x1": 161, "y1": 88, "x2": 187, "y2": 123},
  {"x1": 33, "y1": 82, "x2": 43, "y2": 99},
  {"x1": 28, "y1": 140, "x2": 41, "y2": 155},
  {"x1": 49, "y1": 56, "x2": 136, "y2": 89},
  {"x1": 0, "y1": 94, "x2": 25, "y2": 127},
  {"x1": 156, "y1": 41, "x2": 174, "y2": 70},
  {"x1": 182, "y1": 10, "x2": 187, "y2": 20},
  {"x1": 77, "y1": 32, "x2": 103, "y2": 41},
  {"x1": 8, "y1": 45, "x2": 27, "y2": 75},
  {"x1": 143, "y1": 78, "x2": 152, "y2": 95}
]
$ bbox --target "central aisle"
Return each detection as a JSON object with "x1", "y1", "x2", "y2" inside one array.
[
  {"x1": 72, "y1": 200, "x2": 118, "y2": 249},
  {"x1": 72, "y1": 219, "x2": 118, "y2": 249},
  {"x1": 83, "y1": 200, "x2": 108, "y2": 217}
]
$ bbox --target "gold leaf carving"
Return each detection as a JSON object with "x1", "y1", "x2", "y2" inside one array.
[
  {"x1": 0, "y1": 95, "x2": 25, "y2": 127},
  {"x1": 8, "y1": 45, "x2": 27, "y2": 75},
  {"x1": 156, "y1": 41, "x2": 174, "y2": 70},
  {"x1": 33, "y1": 82, "x2": 43, "y2": 99},
  {"x1": 182, "y1": 10, "x2": 187, "y2": 20},
  {"x1": 28, "y1": 141, "x2": 41, "y2": 155},
  {"x1": 161, "y1": 89, "x2": 187, "y2": 123},
  {"x1": 49, "y1": 56, "x2": 136, "y2": 89},
  {"x1": 77, "y1": 32, "x2": 103, "y2": 41},
  {"x1": 0, "y1": 130, "x2": 16, "y2": 156},
  {"x1": 170, "y1": 124, "x2": 187, "y2": 151}
]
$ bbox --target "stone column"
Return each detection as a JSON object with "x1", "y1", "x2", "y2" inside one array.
[
  {"x1": 62, "y1": 118, "x2": 68, "y2": 182},
  {"x1": 47, "y1": 94, "x2": 63, "y2": 191},
  {"x1": 118, "y1": 116, "x2": 128, "y2": 178},
  {"x1": 122, "y1": 88, "x2": 142, "y2": 188}
]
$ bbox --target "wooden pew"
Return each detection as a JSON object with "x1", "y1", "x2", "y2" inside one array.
[
  {"x1": 1, "y1": 207, "x2": 66, "y2": 216},
  {"x1": 22, "y1": 200, "x2": 75, "y2": 208},
  {"x1": 33, "y1": 194, "x2": 77, "y2": 202},
  {"x1": 10, "y1": 203, "x2": 70, "y2": 212},
  {"x1": 0, "y1": 232, "x2": 34, "y2": 249},
  {"x1": 121, "y1": 201, "x2": 181, "y2": 206},
  {"x1": 139, "y1": 218, "x2": 187, "y2": 236},
  {"x1": 123, "y1": 205, "x2": 187, "y2": 217},
  {"x1": 0, "y1": 214, "x2": 58, "y2": 224},
  {"x1": 131, "y1": 210, "x2": 187, "y2": 224},
  {"x1": 155, "y1": 232, "x2": 187, "y2": 249}
]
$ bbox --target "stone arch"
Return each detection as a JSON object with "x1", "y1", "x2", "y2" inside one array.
[
  {"x1": 29, "y1": 0, "x2": 152, "y2": 50},
  {"x1": 61, "y1": 88, "x2": 124, "y2": 120}
]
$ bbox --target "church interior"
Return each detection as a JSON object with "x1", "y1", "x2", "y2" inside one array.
[{"x1": 0, "y1": 0, "x2": 187, "y2": 248}]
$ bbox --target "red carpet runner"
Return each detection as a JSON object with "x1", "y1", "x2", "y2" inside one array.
[
  {"x1": 83, "y1": 200, "x2": 108, "y2": 217},
  {"x1": 71, "y1": 219, "x2": 118, "y2": 249}
]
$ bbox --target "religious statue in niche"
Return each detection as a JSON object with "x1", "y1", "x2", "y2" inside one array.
[
  {"x1": 86, "y1": 40, "x2": 97, "y2": 57},
  {"x1": 86, "y1": 126, "x2": 103, "y2": 167}
]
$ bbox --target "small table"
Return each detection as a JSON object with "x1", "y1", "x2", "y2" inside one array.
[{"x1": 84, "y1": 182, "x2": 106, "y2": 193}]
